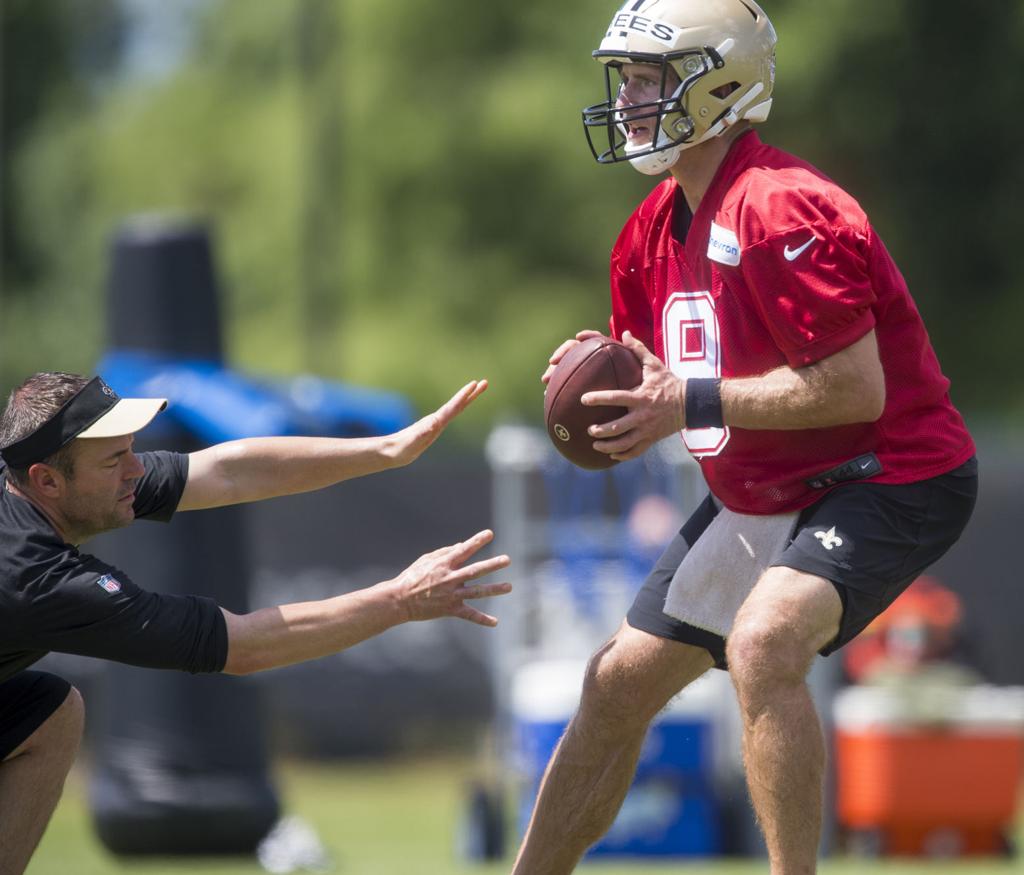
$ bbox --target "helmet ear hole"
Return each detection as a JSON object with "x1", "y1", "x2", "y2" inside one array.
[{"x1": 709, "y1": 81, "x2": 741, "y2": 100}]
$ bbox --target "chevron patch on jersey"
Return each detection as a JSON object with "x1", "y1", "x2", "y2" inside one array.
[{"x1": 708, "y1": 222, "x2": 741, "y2": 266}]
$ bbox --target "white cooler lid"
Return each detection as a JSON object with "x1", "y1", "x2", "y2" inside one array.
[{"x1": 833, "y1": 684, "x2": 1024, "y2": 731}]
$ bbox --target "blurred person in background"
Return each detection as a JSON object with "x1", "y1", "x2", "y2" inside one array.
[
  {"x1": 515, "y1": 1, "x2": 977, "y2": 872},
  {"x1": 0, "y1": 371, "x2": 511, "y2": 875},
  {"x1": 843, "y1": 575, "x2": 970, "y2": 684},
  {"x1": 841, "y1": 576, "x2": 981, "y2": 725}
]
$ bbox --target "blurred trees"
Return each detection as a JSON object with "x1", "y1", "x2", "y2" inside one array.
[
  {"x1": 1, "y1": 0, "x2": 1021, "y2": 429},
  {"x1": 1, "y1": 0, "x2": 127, "y2": 285}
]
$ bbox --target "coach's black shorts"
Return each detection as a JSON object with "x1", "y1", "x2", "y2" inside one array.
[
  {"x1": 626, "y1": 458, "x2": 978, "y2": 669},
  {"x1": 0, "y1": 671, "x2": 72, "y2": 760}
]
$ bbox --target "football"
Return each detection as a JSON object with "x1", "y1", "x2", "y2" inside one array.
[{"x1": 543, "y1": 335, "x2": 643, "y2": 470}]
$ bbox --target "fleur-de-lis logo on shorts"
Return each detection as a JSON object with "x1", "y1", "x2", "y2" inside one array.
[{"x1": 814, "y1": 526, "x2": 843, "y2": 551}]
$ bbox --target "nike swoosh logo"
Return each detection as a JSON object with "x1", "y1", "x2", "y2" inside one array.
[{"x1": 784, "y1": 235, "x2": 816, "y2": 261}]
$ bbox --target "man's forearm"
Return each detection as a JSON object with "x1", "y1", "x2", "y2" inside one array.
[
  {"x1": 218, "y1": 529, "x2": 512, "y2": 674},
  {"x1": 178, "y1": 380, "x2": 486, "y2": 512},
  {"x1": 720, "y1": 365, "x2": 876, "y2": 429},
  {"x1": 220, "y1": 584, "x2": 406, "y2": 675},
  {"x1": 719, "y1": 332, "x2": 885, "y2": 430},
  {"x1": 180, "y1": 435, "x2": 398, "y2": 510}
]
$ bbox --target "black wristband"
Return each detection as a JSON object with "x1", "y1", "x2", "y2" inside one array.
[{"x1": 685, "y1": 378, "x2": 724, "y2": 429}]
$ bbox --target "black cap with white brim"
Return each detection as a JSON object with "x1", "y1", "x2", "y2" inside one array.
[{"x1": 0, "y1": 377, "x2": 166, "y2": 468}]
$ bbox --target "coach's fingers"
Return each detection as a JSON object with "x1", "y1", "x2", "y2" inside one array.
[
  {"x1": 463, "y1": 379, "x2": 488, "y2": 405},
  {"x1": 434, "y1": 379, "x2": 487, "y2": 424},
  {"x1": 446, "y1": 529, "x2": 497, "y2": 565},
  {"x1": 454, "y1": 604, "x2": 501, "y2": 627},
  {"x1": 460, "y1": 581, "x2": 512, "y2": 600},
  {"x1": 449, "y1": 556, "x2": 512, "y2": 588},
  {"x1": 392, "y1": 381, "x2": 486, "y2": 467}
]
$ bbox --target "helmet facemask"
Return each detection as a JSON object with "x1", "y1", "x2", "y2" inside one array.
[{"x1": 583, "y1": 48, "x2": 722, "y2": 174}]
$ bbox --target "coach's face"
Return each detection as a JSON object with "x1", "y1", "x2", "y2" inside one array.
[{"x1": 59, "y1": 434, "x2": 145, "y2": 538}]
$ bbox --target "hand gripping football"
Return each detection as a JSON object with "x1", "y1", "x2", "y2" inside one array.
[{"x1": 543, "y1": 335, "x2": 643, "y2": 470}]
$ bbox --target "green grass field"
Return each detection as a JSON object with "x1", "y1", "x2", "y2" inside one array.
[{"x1": 26, "y1": 757, "x2": 1023, "y2": 875}]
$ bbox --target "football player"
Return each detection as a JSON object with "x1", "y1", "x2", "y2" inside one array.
[{"x1": 517, "y1": 2, "x2": 977, "y2": 872}]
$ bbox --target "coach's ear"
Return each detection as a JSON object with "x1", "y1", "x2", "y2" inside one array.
[{"x1": 27, "y1": 462, "x2": 67, "y2": 498}]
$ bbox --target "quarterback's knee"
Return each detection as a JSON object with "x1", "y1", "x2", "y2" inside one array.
[
  {"x1": 576, "y1": 645, "x2": 659, "y2": 738},
  {"x1": 727, "y1": 620, "x2": 811, "y2": 707}
]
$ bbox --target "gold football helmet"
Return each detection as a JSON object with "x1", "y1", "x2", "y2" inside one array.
[{"x1": 583, "y1": 0, "x2": 777, "y2": 174}]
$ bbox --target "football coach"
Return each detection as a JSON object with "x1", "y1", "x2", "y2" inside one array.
[{"x1": 0, "y1": 371, "x2": 511, "y2": 874}]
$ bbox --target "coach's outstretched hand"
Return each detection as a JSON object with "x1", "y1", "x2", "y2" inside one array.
[
  {"x1": 389, "y1": 529, "x2": 512, "y2": 627},
  {"x1": 221, "y1": 529, "x2": 511, "y2": 674},
  {"x1": 387, "y1": 379, "x2": 488, "y2": 468},
  {"x1": 180, "y1": 379, "x2": 490, "y2": 511}
]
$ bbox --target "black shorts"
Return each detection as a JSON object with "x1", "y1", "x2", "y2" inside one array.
[
  {"x1": 627, "y1": 458, "x2": 978, "y2": 669},
  {"x1": 0, "y1": 671, "x2": 72, "y2": 760}
]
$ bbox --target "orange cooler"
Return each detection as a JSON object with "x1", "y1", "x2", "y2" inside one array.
[{"x1": 833, "y1": 685, "x2": 1024, "y2": 856}]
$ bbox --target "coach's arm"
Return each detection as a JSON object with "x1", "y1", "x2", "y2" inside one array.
[
  {"x1": 219, "y1": 529, "x2": 511, "y2": 675},
  {"x1": 177, "y1": 380, "x2": 486, "y2": 511}
]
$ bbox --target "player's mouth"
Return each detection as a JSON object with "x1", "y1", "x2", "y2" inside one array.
[
  {"x1": 118, "y1": 491, "x2": 135, "y2": 503},
  {"x1": 625, "y1": 122, "x2": 653, "y2": 144}
]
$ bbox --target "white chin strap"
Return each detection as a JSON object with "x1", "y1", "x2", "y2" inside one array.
[{"x1": 625, "y1": 128, "x2": 684, "y2": 175}]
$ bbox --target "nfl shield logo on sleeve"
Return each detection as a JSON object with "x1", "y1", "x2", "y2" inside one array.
[{"x1": 95, "y1": 574, "x2": 122, "y2": 594}]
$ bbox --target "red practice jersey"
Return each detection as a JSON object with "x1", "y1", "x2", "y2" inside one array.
[{"x1": 609, "y1": 131, "x2": 975, "y2": 514}]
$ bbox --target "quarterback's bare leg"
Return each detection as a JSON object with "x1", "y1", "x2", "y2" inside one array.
[
  {"x1": 511, "y1": 621, "x2": 713, "y2": 875},
  {"x1": 726, "y1": 566, "x2": 843, "y2": 875},
  {"x1": 0, "y1": 687, "x2": 85, "y2": 875}
]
